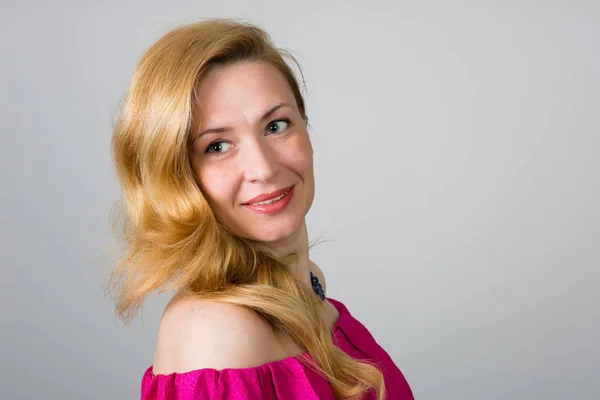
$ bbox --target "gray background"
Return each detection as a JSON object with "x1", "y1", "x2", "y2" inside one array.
[{"x1": 1, "y1": 1, "x2": 599, "y2": 399}]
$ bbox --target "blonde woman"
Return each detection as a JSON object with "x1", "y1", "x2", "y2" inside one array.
[{"x1": 109, "y1": 18, "x2": 414, "y2": 400}]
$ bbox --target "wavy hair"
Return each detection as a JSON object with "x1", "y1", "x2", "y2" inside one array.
[{"x1": 107, "y1": 18, "x2": 385, "y2": 400}]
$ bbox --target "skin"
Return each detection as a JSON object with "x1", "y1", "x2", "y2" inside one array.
[{"x1": 188, "y1": 60, "x2": 316, "y2": 288}]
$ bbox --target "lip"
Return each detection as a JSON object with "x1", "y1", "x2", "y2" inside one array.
[
  {"x1": 243, "y1": 185, "x2": 295, "y2": 205},
  {"x1": 244, "y1": 185, "x2": 295, "y2": 215}
]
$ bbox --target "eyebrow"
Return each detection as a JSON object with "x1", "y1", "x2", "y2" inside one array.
[{"x1": 193, "y1": 102, "x2": 295, "y2": 142}]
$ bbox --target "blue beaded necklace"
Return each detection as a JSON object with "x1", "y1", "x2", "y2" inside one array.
[{"x1": 310, "y1": 271, "x2": 325, "y2": 301}]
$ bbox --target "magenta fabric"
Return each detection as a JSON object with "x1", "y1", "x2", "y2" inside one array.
[{"x1": 141, "y1": 297, "x2": 414, "y2": 399}]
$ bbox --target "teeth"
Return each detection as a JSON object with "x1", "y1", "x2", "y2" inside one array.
[{"x1": 251, "y1": 192, "x2": 287, "y2": 206}]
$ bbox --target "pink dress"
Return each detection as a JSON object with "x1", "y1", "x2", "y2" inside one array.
[{"x1": 141, "y1": 298, "x2": 414, "y2": 399}]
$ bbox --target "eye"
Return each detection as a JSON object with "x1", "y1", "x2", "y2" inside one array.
[
  {"x1": 205, "y1": 141, "x2": 231, "y2": 154},
  {"x1": 266, "y1": 119, "x2": 290, "y2": 134}
]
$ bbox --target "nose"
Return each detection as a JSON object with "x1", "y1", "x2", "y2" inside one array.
[{"x1": 240, "y1": 138, "x2": 279, "y2": 183}]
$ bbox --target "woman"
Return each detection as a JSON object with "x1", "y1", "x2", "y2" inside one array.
[{"x1": 109, "y1": 18, "x2": 414, "y2": 400}]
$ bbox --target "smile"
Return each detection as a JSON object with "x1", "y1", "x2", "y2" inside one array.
[
  {"x1": 243, "y1": 186, "x2": 295, "y2": 215},
  {"x1": 248, "y1": 191, "x2": 288, "y2": 206}
]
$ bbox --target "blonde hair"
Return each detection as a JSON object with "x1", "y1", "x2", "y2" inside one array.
[{"x1": 107, "y1": 18, "x2": 385, "y2": 400}]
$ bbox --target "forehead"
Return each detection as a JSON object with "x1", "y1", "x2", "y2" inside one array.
[{"x1": 193, "y1": 61, "x2": 296, "y2": 121}]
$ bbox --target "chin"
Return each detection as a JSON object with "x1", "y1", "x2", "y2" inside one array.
[
  {"x1": 251, "y1": 220, "x2": 302, "y2": 243},
  {"x1": 230, "y1": 212, "x2": 303, "y2": 243}
]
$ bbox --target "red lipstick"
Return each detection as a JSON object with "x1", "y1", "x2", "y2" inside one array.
[
  {"x1": 243, "y1": 185, "x2": 295, "y2": 215},
  {"x1": 244, "y1": 185, "x2": 294, "y2": 205}
]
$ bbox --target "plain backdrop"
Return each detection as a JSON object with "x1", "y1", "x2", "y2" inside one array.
[{"x1": 1, "y1": 1, "x2": 599, "y2": 399}]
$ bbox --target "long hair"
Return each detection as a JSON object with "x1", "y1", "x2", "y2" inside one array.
[{"x1": 107, "y1": 18, "x2": 385, "y2": 400}]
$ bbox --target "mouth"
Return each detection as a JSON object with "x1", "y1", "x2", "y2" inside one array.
[{"x1": 243, "y1": 185, "x2": 295, "y2": 206}]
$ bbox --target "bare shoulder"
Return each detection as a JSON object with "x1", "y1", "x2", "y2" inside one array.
[
  {"x1": 152, "y1": 293, "x2": 288, "y2": 375},
  {"x1": 309, "y1": 259, "x2": 327, "y2": 294}
]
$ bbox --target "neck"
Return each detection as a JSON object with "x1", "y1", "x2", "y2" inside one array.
[{"x1": 261, "y1": 220, "x2": 311, "y2": 289}]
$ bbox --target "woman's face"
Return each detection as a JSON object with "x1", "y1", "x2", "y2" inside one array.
[{"x1": 189, "y1": 61, "x2": 315, "y2": 244}]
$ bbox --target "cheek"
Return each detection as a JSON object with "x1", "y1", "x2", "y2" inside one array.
[
  {"x1": 284, "y1": 135, "x2": 315, "y2": 207},
  {"x1": 285, "y1": 134, "x2": 314, "y2": 173},
  {"x1": 198, "y1": 166, "x2": 235, "y2": 207}
]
